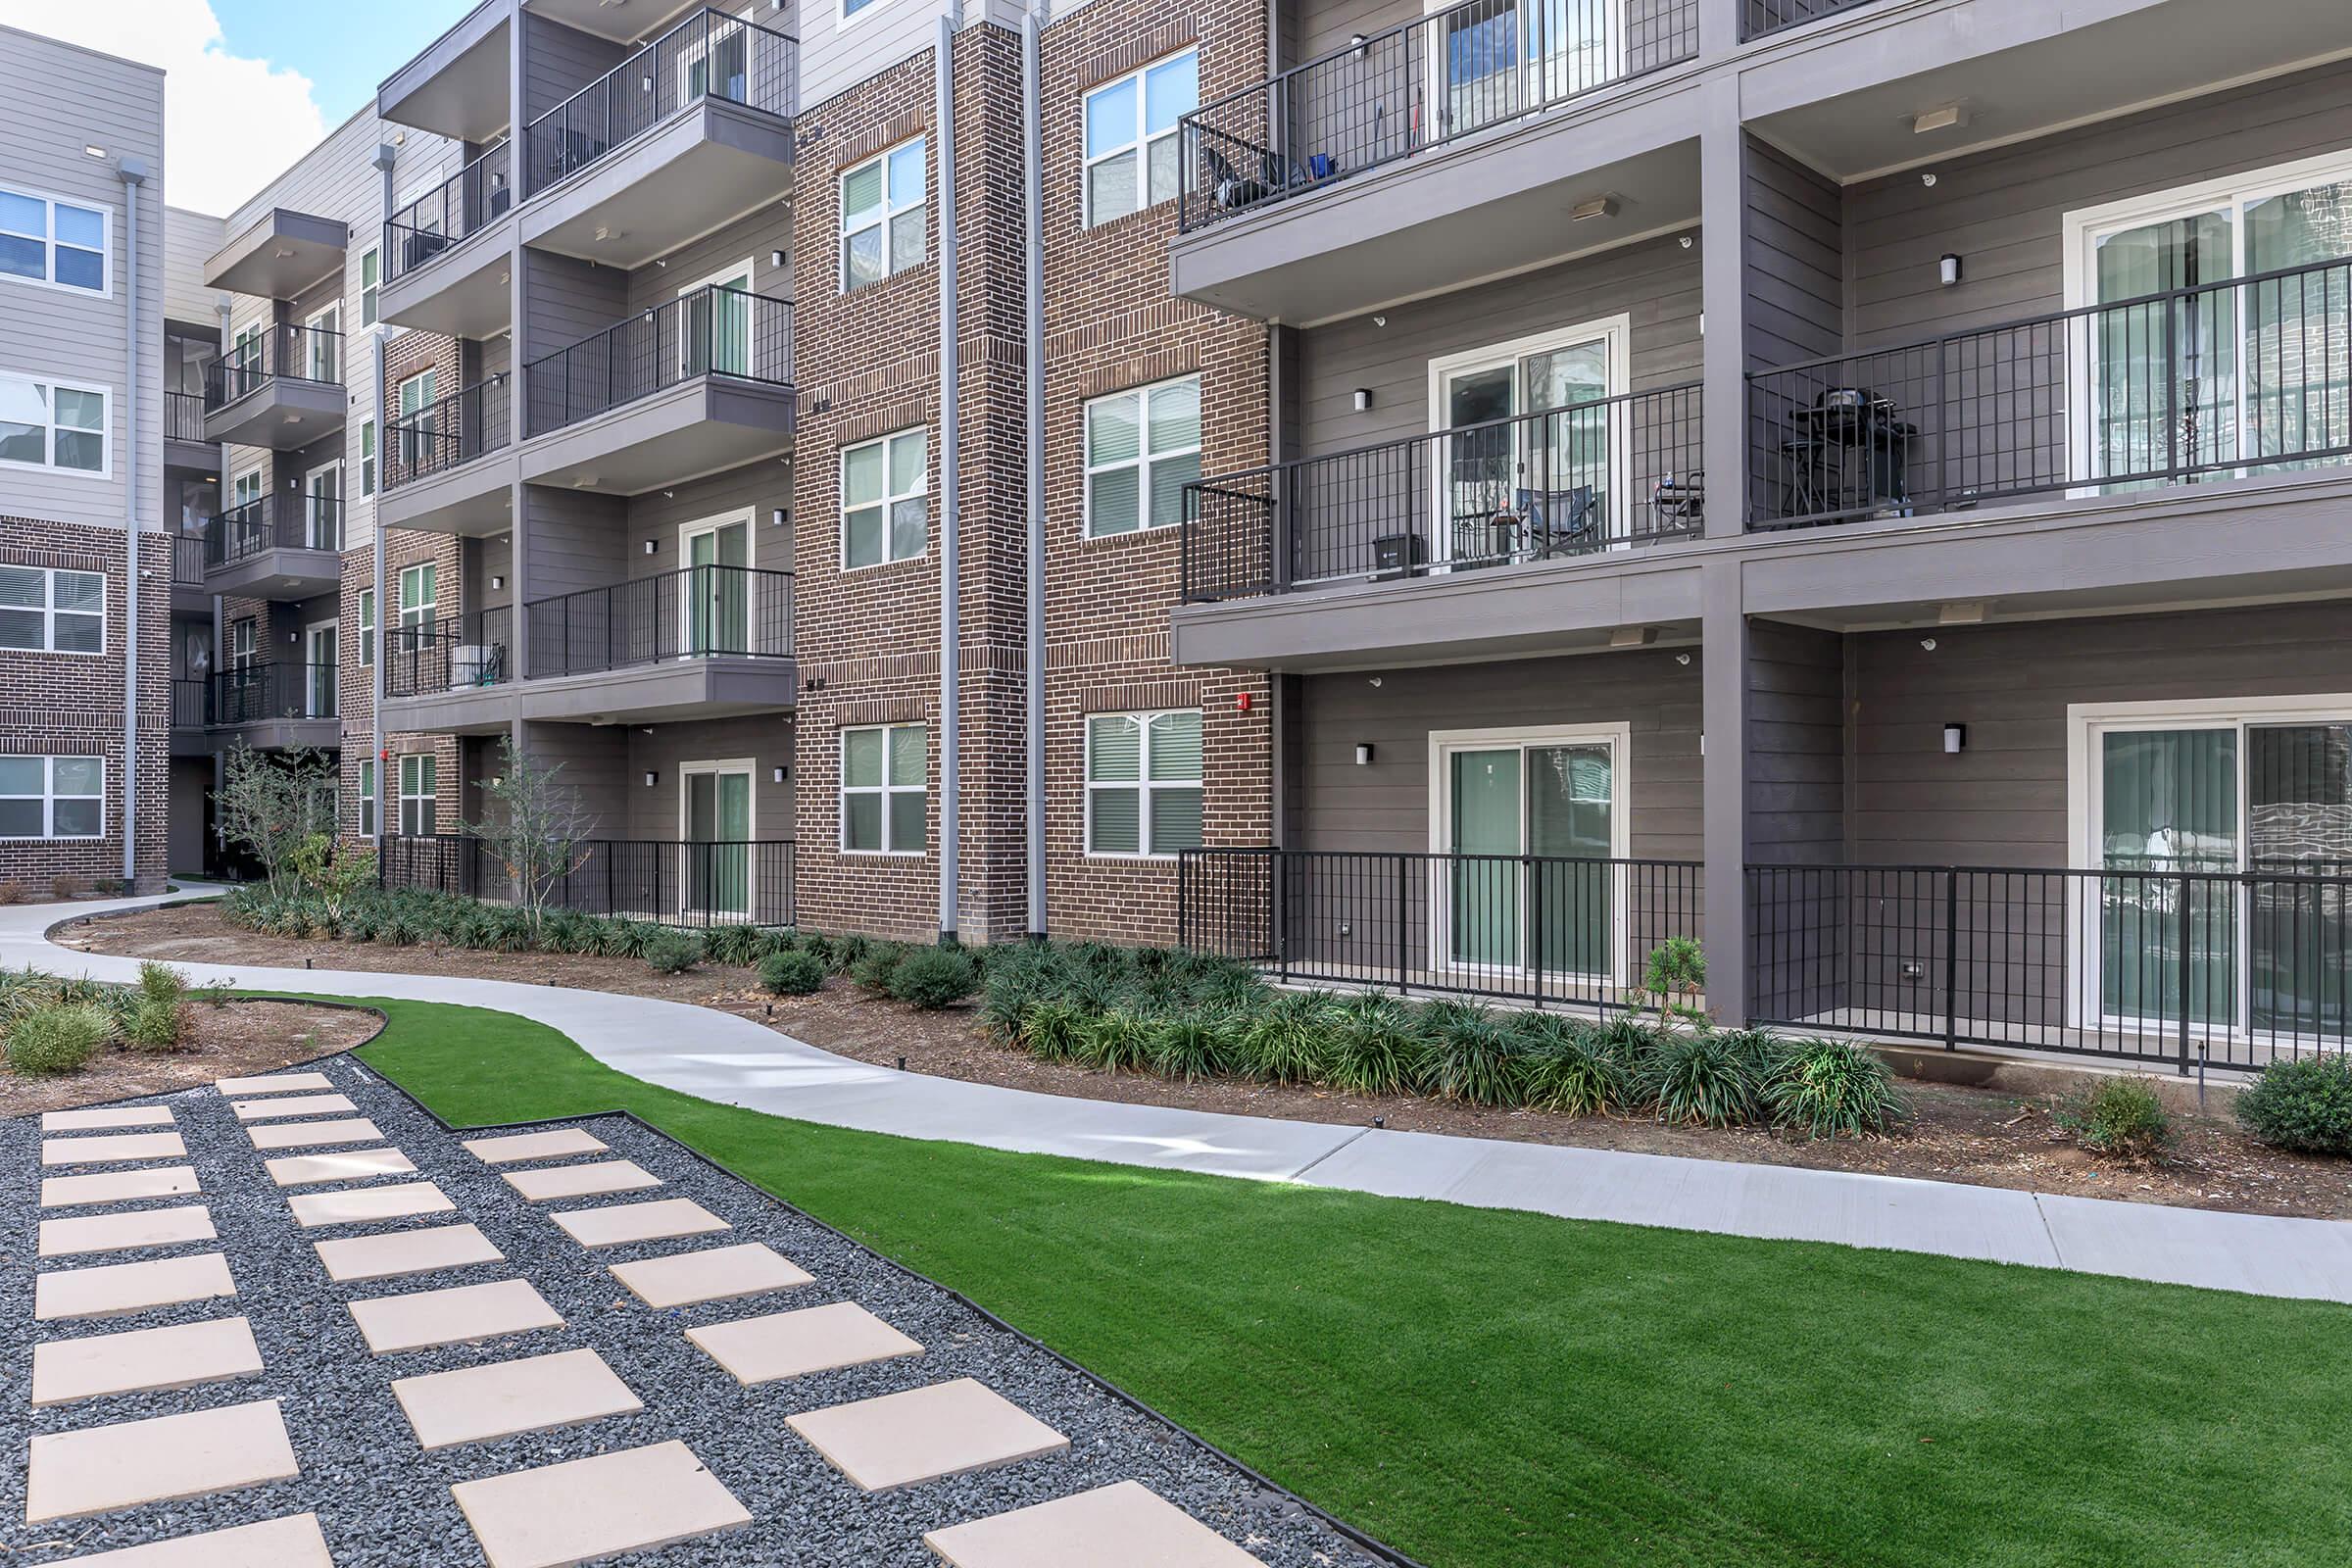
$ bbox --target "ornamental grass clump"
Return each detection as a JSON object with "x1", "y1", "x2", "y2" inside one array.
[
  {"x1": 1148, "y1": 1009, "x2": 1237, "y2": 1082},
  {"x1": 1019, "y1": 997, "x2": 1086, "y2": 1062},
  {"x1": 1762, "y1": 1038, "x2": 1907, "y2": 1139},
  {"x1": 758, "y1": 949, "x2": 827, "y2": 997},
  {"x1": 1414, "y1": 1000, "x2": 1525, "y2": 1105},
  {"x1": 1073, "y1": 1006, "x2": 1155, "y2": 1073},
  {"x1": 5, "y1": 1004, "x2": 109, "y2": 1076},
  {"x1": 1642, "y1": 1031, "x2": 1759, "y2": 1127},
  {"x1": 1238, "y1": 989, "x2": 1341, "y2": 1085},
  {"x1": 1323, "y1": 993, "x2": 1422, "y2": 1097},
  {"x1": 2234, "y1": 1054, "x2": 2352, "y2": 1155},
  {"x1": 1515, "y1": 1013, "x2": 1633, "y2": 1116},
  {"x1": 642, "y1": 931, "x2": 704, "y2": 975}
]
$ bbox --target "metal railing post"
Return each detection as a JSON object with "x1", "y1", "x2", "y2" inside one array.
[
  {"x1": 1396, "y1": 854, "x2": 1410, "y2": 996},
  {"x1": 1527, "y1": 853, "x2": 1543, "y2": 1007},
  {"x1": 1942, "y1": 868, "x2": 1958, "y2": 1051},
  {"x1": 1275, "y1": 849, "x2": 1291, "y2": 981},
  {"x1": 2178, "y1": 869, "x2": 2193, "y2": 1074}
]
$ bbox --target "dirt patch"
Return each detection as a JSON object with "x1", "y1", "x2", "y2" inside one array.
[
  {"x1": 0, "y1": 997, "x2": 380, "y2": 1118},
  {"x1": 66, "y1": 901, "x2": 2352, "y2": 1220}
]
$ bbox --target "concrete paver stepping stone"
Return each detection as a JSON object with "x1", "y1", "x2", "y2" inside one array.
[
  {"x1": 248, "y1": 1116, "x2": 383, "y2": 1152},
  {"x1": 503, "y1": 1159, "x2": 662, "y2": 1201},
  {"x1": 267, "y1": 1147, "x2": 417, "y2": 1186},
  {"x1": 54, "y1": 1513, "x2": 332, "y2": 1566},
  {"x1": 215, "y1": 1071, "x2": 336, "y2": 1096},
  {"x1": 40, "y1": 1166, "x2": 200, "y2": 1209},
  {"x1": 316, "y1": 1221, "x2": 502, "y2": 1283},
  {"x1": 349, "y1": 1279, "x2": 564, "y2": 1355},
  {"x1": 24, "y1": 1397, "x2": 299, "y2": 1524},
  {"x1": 287, "y1": 1180, "x2": 456, "y2": 1229},
  {"x1": 610, "y1": 1242, "x2": 814, "y2": 1309},
  {"x1": 31, "y1": 1316, "x2": 265, "y2": 1406},
  {"x1": 451, "y1": 1440, "x2": 752, "y2": 1568},
  {"x1": 550, "y1": 1198, "x2": 729, "y2": 1250},
  {"x1": 231, "y1": 1092, "x2": 358, "y2": 1122},
  {"x1": 41, "y1": 1106, "x2": 173, "y2": 1133},
  {"x1": 689, "y1": 1301, "x2": 922, "y2": 1386},
  {"x1": 925, "y1": 1481, "x2": 1272, "y2": 1568},
  {"x1": 34, "y1": 1252, "x2": 237, "y2": 1321},
  {"x1": 40, "y1": 1131, "x2": 187, "y2": 1167},
  {"x1": 392, "y1": 1348, "x2": 644, "y2": 1449},
  {"x1": 37, "y1": 1204, "x2": 216, "y2": 1258},
  {"x1": 786, "y1": 1378, "x2": 1070, "y2": 1493},
  {"x1": 463, "y1": 1128, "x2": 609, "y2": 1165}
]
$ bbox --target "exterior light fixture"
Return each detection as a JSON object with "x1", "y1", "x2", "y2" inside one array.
[
  {"x1": 1570, "y1": 195, "x2": 1616, "y2": 221},
  {"x1": 770, "y1": 508, "x2": 787, "y2": 527},
  {"x1": 490, "y1": 574, "x2": 506, "y2": 590},
  {"x1": 1943, "y1": 723, "x2": 1968, "y2": 755},
  {"x1": 643, "y1": 539, "x2": 657, "y2": 555},
  {"x1": 1352, "y1": 388, "x2": 1372, "y2": 412},
  {"x1": 1912, "y1": 105, "x2": 1967, "y2": 134},
  {"x1": 1354, "y1": 744, "x2": 1375, "y2": 766},
  {"x1": 643, "y1": 770, "x2": 659, "y2": 787},
  {"x1": 1939, "y1": 253, "x2": 1963, "y2": 286},
  {"x1": 772, "y1": 766, "x2": 787, "y2": 783}
]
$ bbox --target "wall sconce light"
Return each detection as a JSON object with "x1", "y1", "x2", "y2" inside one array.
[
  {"x1": 1354, "y1": 743, "x2": 1375, "y2": 766},
  {"x1": 770, "y1": 249, "x2": 786, "y2": 269},
  {"x1": 490, "y1": 574, "x2": 506, "y2": 590},
  {"x1": 771, "y1": 508, "x2": 788, "y2": 528},
  {"x1": 643, "y1": 539, "x2": 658, "y2": 555},
  {"x1": 772, "y1": 766, "x2": 787, "y2": 783},
  {"x1": 1943, "y1": 722, "x2": 1968, "y2": 755},
  {"x1": 1352, "y1": 388, "x2": 1373, "y2": 412},
  {"x1": 1939, "y1": 253, "x2": 1963, "y2": 286},
  {"x1": 643, "y1": 770, "x2": 659, "y2": 787}
]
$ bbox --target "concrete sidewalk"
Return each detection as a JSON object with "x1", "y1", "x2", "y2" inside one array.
[{"x1": 16, "y1": 888, "x2": 2352, "y2": 1304}]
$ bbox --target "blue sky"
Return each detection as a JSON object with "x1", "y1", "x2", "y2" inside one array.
[{"x1": 212, "y1": 0, "x2": 480, "y2": 123}]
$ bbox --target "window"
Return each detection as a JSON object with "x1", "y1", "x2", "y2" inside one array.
[
  {"x1": 841, "y1": 723, "x2": 925, "y2": 854},
  {"x1": 358, "y1": 588, "x2": 376, "y2": 667},
  {"x1": 0, "y1": 186, "x2": 107, "y2": 293},
  {"x1": 359, "y1": 247, "x2": 380, "y2": 328},
  {"x1": 399, "y1": 563, "x2": 436, "y2": 631},
  {"x1": 398, "y1": 753, "x2": 437, "y2": 836},
  {"x1": 357, "y1": 759, "x2": 377, "y2": 838},
  {"x1": 841, "y1": 139, "x2": 925, "y2": 291},
  {"x1": 395, "y1": 369, "x2": 438, "y2": 472},
  {"x1": 1085, "y1": 375, "x2": 1200, "y2": 536},
  {"x1": 0, "y1": 376, "x2": 106, "y2": 476},
  {"x1": 360, "y1": 418, "x2": 377, "y2": 496},
  {"x1": 842, "y1": 428, "x2": 927, "y2": 567},
  {"x1": 840, "y1": 0, "x2": 882, "y2": 21},
  {"x1": 1083, "y1": 50, "x2": 1197, "y2": 226},
  {"x1": 0, "y1": 567, "x2": 102, "y2": 655},
  {"x1": 0, "y1": 756, "x2": 102, "y2": 839},
  {"x1": 1086, "y1": 710, "x2": 1202, "y2": 856}
]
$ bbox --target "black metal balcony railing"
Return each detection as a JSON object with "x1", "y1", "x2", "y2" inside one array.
[
  {"x1": 383, "y1": 611, "x2": 516, "y2": 700},
  {"x1": 521, "y1": 6, "x2": 799, "y2": 197},
  {"x1": 383, "y1": 139, "x2": 513, "y2": 283},
  {"x1": 205, "y1": 323, "x2": 344, "y2": 409},
  {"x1": 524, "y1": 286, "x2": 792, "y2": 436},
  {"x1": 171, "y1": 532, "x2": 207, "y2": 587},
  {"x1": 1178, "y1": 847, "x2": 1704, "y2": 1012},
  {"x1": 1748, "y1": 862, "x2": 2352, "y2": 1070},
  {"x1": 1740, "y1": 0, "x2": 1881, "y2": 39},
  {"x1": 172, "y1": 676, "x2": 210, "y2": 729},
  {"x1": 525, "y1": 565, "x2": 794, "y2": 679},
  {"x1": 166, "y1": 389, "x2": 207, "y2": 443},
  {"x1": 385, "y1": 375, "x2": 513, "y2": 490},
  {"x1": 1178, "y1": 0, "x2": 1697, "y2": 233},
  {"x1": 204, "y1": 494, "x2": 343, "y2": 570},
  {"x1": 381, "y1": 833, "x2": 797, "y2": 930},
  {"x1": 211, "y1": 662, "x2": 340, "y2": 726},
  {"x1": 1182, "y1": 383, "x2": 1703, "y2": 603},
  {"x1": 1747, "y1": 254, "x2": 2352, "y2": 531}
]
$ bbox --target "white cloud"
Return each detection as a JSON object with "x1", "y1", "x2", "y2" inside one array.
[{"x1": 0, "y1": 0, "x2": 327, "y2": 216}]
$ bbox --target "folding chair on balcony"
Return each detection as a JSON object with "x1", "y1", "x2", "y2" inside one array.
[{"x1": 1519, "y1": 484, "x2": 1599, "y2": 559}]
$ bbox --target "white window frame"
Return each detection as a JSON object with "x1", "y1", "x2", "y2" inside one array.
[
  {"x1": 836, "y1": 0, "x2": 884, "y2": 32},
  {"x1": 840, "y1": 722, "x2": 926, "y2": 857},
  {"x1": 360, "y1": 417, "x2": 378, "y2": 497},
  {"x1": 357, "y1": 757, "x2": 378, "y2": 838},
  {"x1": 677, "y1": 259, "x2": 757, "y2": 378},
  {"x1": 398, "y1": 752, "x2": 437, "y2": 837},
  {"x1": 1083, "y1": 373, "x2": 1201, "y2": 539},
  {"x1": 0, "y1": 565, "x2": 105, "y2": 656},
  {"x1": 399, "y1": 562, "x2": 437, "y2": 632},
  {"x1": 304, "y1": 618, "x2": 339, "y2": 718},
  {"x1": 1082, "y1": 48, "x2": 1199, "y2": 228},
  {"x1": 0, "y1": 184, "x2": 110, "y2": 297},
  {"x1": 839, "y1": 427, "x2": 928, "y2": 570},
  {"x1": 1084, "y1": 709, "x2": 1204, "y2": 859},
  {"x1": 303, "y1": 458, "x2": 344, "y2": 550},
  {"x1": 840, "y1": 137, "x2": 926, "y2": 292},
  {"x1": 302, "y1": 303, "x2": 341, "y2": 383},
  {"x1": 0, "y1": 374, "x2": 110, "y2": 479},
  {"x1": 358, "y1": 588, "x2": 376, "y2": 668},
  {"x1": 359, "y1": 246, "x2": 380, "y2": 328},
  {"x1": 0, "y1": 755, "x2": 104, "y2": 841}
]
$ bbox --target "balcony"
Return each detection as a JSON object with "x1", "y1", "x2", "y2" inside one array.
[
  {"x1": 203, "y1": 208, "x2": 347, "y2": 300},
  {"x1": 376, "y1": 0, "x2": 510, "y2": 144},
  {"x1": 202, "y1": 324, "x2": 346, "y2": 449},
  {"x1": 380, "y1": 612, "x2": 515, "y2": 734},
  {"x1": 382, "y1": 833, "x2": 797, "y2": 929},
  {"x1": 164, "y1": 390, "x2": 216, "y2": 468},
  {"x1": 516, "y1": 7, "x2": 798, "y2": 270},
  {"x1": 170, "y1": 532, "x2": 208, "y2": 614},
  {"x1": 1171, "y1": 0, "x2": 1700, "y2": 321},
  {"x1": 1175, "y1": 384, "x2": 1703, "y2": 667},
  {"x1": 378, "y1": 141, "x2": 516, "y2": 337},
  {"x1": 1740, "y1": 0, "x2": 1879, "y2": 39},
  {"x1": 519, "y1": 565, "x2": 796, "y2": 722},
  {"x1": 171, "y1": 676, "x2": 210, "y2": 757},
  {"x1": 379, "y1": 375, "x2": 516, "y2": 536},
  {"x1": 202, "y1": 494, "x2": 343, "y2": 600},
  {"x1": 520, "y1": 286, "x2": 794, "y2": 493},
  {"x1": 1745, "y1": 256, "x2": 2352, "y2": 533},
  {"x1": 208, "y1": 662, "x2": 341, "y2": 752}
]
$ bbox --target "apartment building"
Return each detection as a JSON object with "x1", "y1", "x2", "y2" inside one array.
[
  {"x1": 1166, "y1": 0, "x2": 2352, "y2": 1065},
  {"x1": 0, "y1": 26, "x2": 169, "y2": 894}
]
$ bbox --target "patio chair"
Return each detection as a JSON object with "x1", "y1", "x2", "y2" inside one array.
[
  {"x1": 1518, "y1": 485, "x2": 1599, "y2": 558},
  {"x1": 1201, "y1": 145, "x2": 1273, "y2": 210}
]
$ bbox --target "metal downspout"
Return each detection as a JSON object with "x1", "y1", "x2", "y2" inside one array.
[
  {"x1": 1022, "y1": 4, "x2": 1047, "y2": 940},
  {"x1": 935, "y1": 14, "x2": 962, "y2": 944}
]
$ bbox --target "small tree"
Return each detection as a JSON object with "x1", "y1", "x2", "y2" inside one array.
[
  {"x1": 1642, "y1": 936, "x2": 1707, "y2": 1030},
  {"x1": 291, "y1": 832, "x2": 378, "y2": 929},
  {"x1": 466, "y1": 737, "x2": 597, "y2": 933},
  {"x1": 215, "y1": 743, "x2": 336, "y2": 894}
]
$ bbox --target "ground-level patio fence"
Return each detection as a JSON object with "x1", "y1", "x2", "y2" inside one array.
[{"x1": 380, "y1": 834, "x2": 795, "y2": 929}]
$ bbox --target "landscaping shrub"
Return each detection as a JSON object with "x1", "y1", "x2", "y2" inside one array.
[
  {"x1": 125, "y1": 996, "x2": 192, "y2": 1054},
  {"x1": 0, "y1": 880, "x2": 25, "y2": 905},
  {"x1": 136, "y1": 961, "x2": 187, "y2": 1007},
  {"x1": 642, "y1": 931, "x2": 703, "y2": 975},
  {"x1": 1019, "y1": 998, "x2": 1085, "y2": 1062},
  {"x1": 1415, "y1": 1000, "x2": 1524, "y2": 1105},
  {"x1": 758, "y1": 949, "x2": 827, "y2": 997},
  {"x1": 2063, "y1": 1076, "x2": 2172, "y2": 1163},
  {"x1": 889, "y1": 946, "x2": 982, "y2": 1009},
  {"x1": 6, "y1": 1004, "x2": 108, "y2": 1075},
  {"x1": 851, "y1": 941, "x2": 908, "y2": 995},
  {"x1": 1147, "y1": 1009, "x2": 1236, "y2": 1082},
  {"x1": 702, "y1": 922, "x2": 774, "y2": 968},
  {"x1": 1324, "y1": 993, "x2": 1422, "y2": 1097},
  {"x1": 1643, "y1": 1031, "x2": 1759, "y2": 1127},
  {"x1": 49, "y1": 874, "x2": 77, "y2": 902},
  {"x1": 1516, "y1": 1014, "x2": 1632, "y2": 1116},
  {"x1": 829, "y1": 933, "x2": 871, "y2": 976},
  {"x1": 601, "y1": 919, "x2": 661, "y2": 961},
  {"x1": 1642, "y1": 935, "x2": 1707, "y2": 1023},
  {"x1": 1239, "y1": 989, "x2": 1341, "y2": 1084},
  {"x1": 1073, "y1": 1006, "x2": 1154, "y2": 1073},
  {"x1": 2234, "y1": 1054, "x2": 2352, "y2": 1155},
  {"x1": 793, "y1": 932, "x2": 838, "y2": 972},
  {"x1": 1763, "y1": 1038, "x2": 1907, "y2": 1139}
]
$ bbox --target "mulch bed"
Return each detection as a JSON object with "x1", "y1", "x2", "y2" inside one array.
[
  {"x1": 64, "y1": 902, "x2": 2352, "y2": 1221},
  {"x1": 0, "y1": 998, "x2": 380, "y2": 1118}
]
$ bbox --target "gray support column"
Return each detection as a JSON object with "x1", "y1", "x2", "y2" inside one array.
[
  {"x1": 934, "y1": 16, "x2": 962, "y2": 944},
  {"x1": 506, "y1": 8, "x2": 530, "y2": 755},
  {"x1": 1697, "y1": 0, "x2": 1740, "y2": 56},
  {"x1": 117, "y1": 158, "x2": 148, "y2": 886},
  {"x1": 1697, "y1": 88, "x2": 1746, "y2": 542},
  {"x1": 372, "y1": 144, "x2": 397, "y2": 844},
  {"x1": 1022, "y1": 4, "x2": 1047, "y2": 941},
  {"x1": 1700, "y1": 558, "x2": 1749, "y2": 1024}
]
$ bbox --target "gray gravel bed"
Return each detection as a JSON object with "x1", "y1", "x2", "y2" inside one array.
[{"x1": 3, "y1": 1062, "x2": 1390, "y2": 1567}]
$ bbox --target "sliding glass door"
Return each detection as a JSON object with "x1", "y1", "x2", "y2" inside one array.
[
  {"x1": 1432, "y1": 321, "x2": 1621, "y2": 568},
  {"x1": 682, "y1": 764, "x2": 752, "y2": 919},
  {"x1": 1442, "y1": 733, "x2": 1617, "y2": 981}
]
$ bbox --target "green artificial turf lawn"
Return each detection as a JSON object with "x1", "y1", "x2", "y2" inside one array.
[{"x1": 346, "y1": 995, "x2": 2352, "y2": 1568}]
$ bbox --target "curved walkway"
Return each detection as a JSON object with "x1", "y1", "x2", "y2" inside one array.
[{"x1": 18, "y1": 889, "x2": 2352, "y2": 1304}]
